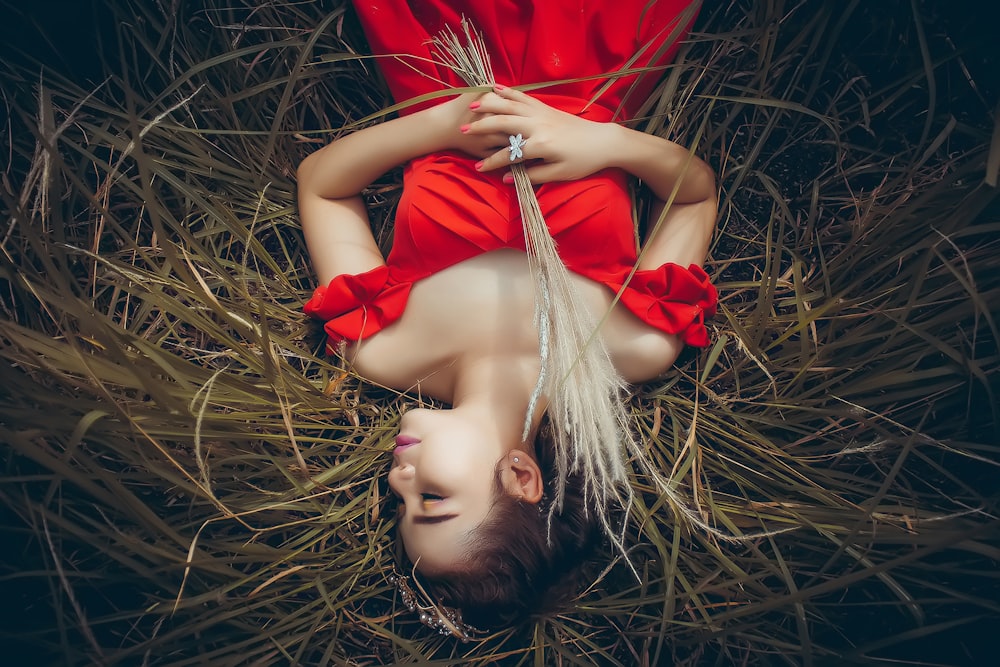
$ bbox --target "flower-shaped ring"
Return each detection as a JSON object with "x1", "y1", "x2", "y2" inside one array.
[{"x1": 507, "y1": 133, "x2": 526, "y2": 162}]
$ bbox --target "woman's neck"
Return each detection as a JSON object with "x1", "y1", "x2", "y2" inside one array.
[{"x1": 448, "y1": 352, "x2": 547, "y2": 450}]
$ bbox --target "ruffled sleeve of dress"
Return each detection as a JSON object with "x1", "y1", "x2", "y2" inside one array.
[
  {"x1": 303, "y1": 266, "x2": 414, "y2": 343},
  {"x1": 614, "y1": 263, "x2": 719, "y2": 347}
]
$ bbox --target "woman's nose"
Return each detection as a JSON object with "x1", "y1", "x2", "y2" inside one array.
[{"x1": 394, "y1": 461, "x2": 415, "y2": 480}]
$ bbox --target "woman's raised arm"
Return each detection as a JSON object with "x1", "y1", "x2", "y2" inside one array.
[
  {"x1": 610, "y1": 127, "x2": 717, "y2": 271},
  {"x1": 298, "y1": 95, "x2": 506, "y2": 283}
]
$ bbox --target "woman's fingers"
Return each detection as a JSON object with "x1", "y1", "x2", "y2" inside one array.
[
  {"x1": 519, "y1": 161, "x2": 565, "y2": 183},
  {"x1": 463, "y1": 114, "x2": 540, "y2": 146},
  {"x1": 496, "y1": 162, "x2": 568, "y2": 185},
  {"x1": 469, "y1": 86, "x2": 536, "y2": 116},
  {"x1": 463, "y1": 114, "x2": 513, "y2": 136},
  {"x1": 477, "y1": 139, "x2": 535, "y2": 172},
  {"x1": 467, "y1": 86, "x2": 580, "y2": 177},
  {"x1": 463, "y1": 117, "x2": 540, "y2": 168},
  {"x1": 493, "y1": 84, "x2": 537, "y2": 106},
  {"x1": 468, "y1": 96, "x2": 525, "y2": 120},
  {"x1": 464, "y1": 87, "x2": 553, "y2": 163}
]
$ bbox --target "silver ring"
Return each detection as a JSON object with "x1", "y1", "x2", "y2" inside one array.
[{"x1": 507, "y1": 134, "x2": 526, "y2": 162}]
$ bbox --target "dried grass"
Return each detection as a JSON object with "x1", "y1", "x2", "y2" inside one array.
[{"x1": 1, "y1": 0, "x2": 997, "y2": 664}]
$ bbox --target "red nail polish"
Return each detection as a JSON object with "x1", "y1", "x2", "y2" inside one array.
[
  {"x1": 460, "y1": 124, "x2": 471, "y2": 133},
  {"x1": 502, "y1": 172, "x2": 513, "y2": 184},
  {"x1": 469, "y1": 101, "x2": 480, "y2": 110},
  {"x1": 474, "y1": 160, "x2": 484, "y2": 170}
]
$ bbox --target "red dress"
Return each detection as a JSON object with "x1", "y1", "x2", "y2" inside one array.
[{"x1": 305, "y1": 0, "x2": 717, "y2": 348}]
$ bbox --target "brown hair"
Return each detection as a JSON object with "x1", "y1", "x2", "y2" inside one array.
[{"x1": 417, "y1": 422, "x2": 603, "y2": 628}]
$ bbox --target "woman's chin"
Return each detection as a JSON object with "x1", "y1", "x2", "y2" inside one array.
[{"x1": 405, "y1": 548, "x2": 464, "y2": 577}]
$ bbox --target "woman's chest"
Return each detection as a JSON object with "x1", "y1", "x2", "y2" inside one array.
[{"x1": 342, "y1": 250, "x2": 673, "y2": 396}]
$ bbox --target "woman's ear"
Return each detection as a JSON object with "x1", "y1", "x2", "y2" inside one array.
[{"x1": 502, "y1": 449, "x2": 543, "y2": 503}]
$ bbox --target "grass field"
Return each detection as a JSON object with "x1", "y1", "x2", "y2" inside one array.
[{"x1": 1, "y1": 1, "x2": 997, "y2": 664}]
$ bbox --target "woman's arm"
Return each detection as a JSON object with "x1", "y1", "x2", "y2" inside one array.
[
  {"x1": 298, "y1": 106, "x2": 449, "y2": 284},
  {"x1": 604, "y1": 123, "x2": 717, "y2": 271},
  {"x1": 468, "y1": 86, "x2": 717, "y2": 271},
  {"x1": 298, "y1": 95, "x2": 508, "y2": 283}
]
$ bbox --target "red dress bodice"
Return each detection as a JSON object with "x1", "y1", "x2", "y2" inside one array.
[{"x1": 305, "y1": 1, "x2": 717, "y2": 348}]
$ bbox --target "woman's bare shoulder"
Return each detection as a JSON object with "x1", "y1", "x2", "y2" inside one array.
[
  {"x1": 341, "y1": 332, "x2": 457, "y2": 399},
  {"x1": 569, "y1": 278, "x2": 684, "y2": 384},
  {"x1": 605, "y1": 326, "x2": 683, "y2": 384},
  {"x1": 339, "y1": 251, "x2": 682, "y2": 392},
  {"x1": 341, "y1": 251, "x2": 542, "y2": 396}
]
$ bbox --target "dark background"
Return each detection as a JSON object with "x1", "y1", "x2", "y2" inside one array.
[
  {"x1": 0, "y1": 0, "x2": 995, "y2": 93},
  {"x1": 0, "y1": 1, "x2": 995, "y2": 665}
]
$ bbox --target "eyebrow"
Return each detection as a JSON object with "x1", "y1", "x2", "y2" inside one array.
[{"x1": 412, "y1": 514, "x2": 458, "y2": 525}]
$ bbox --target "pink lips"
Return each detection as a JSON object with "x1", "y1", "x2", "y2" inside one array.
[{"x1": 394, "y1": 435, "x2": 420, "y2": 453}]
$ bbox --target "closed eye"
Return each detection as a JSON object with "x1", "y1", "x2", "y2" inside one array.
[
  {"x1": 412, "y1": 513, "x2": 457, "y2": 525},
  {"x1": 421, "y1": 493, "x2": 444, "y2": 502}
]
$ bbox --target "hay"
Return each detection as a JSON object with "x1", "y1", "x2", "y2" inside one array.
[{"x1": 1, "y1": 0, "x2": 997, "y2": 664}]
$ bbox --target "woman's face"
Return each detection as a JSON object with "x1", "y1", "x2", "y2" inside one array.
[{"x1": 388, "y1": 407, "x2": 508, "y2": 575}]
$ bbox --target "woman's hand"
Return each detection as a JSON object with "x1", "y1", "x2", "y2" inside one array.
[
  {"x1": 462, "y1": 85, "x2": 619, "y2": 183},
  {"x1": 431, "y1": 92, "x2": 511, "y2": 159},
  {"x1": 459, "y1": 85, "x2": 718, "y2": 274}
]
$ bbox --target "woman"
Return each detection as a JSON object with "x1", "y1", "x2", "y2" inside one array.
[{"x1": 299, "y1": 0, "x2": 717, "y2": 629}]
